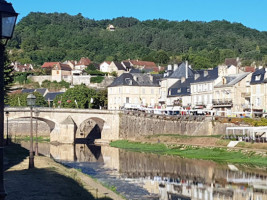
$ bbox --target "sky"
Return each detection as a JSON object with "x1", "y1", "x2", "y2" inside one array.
[{"x1": 10, "y1": 0, "x2": 267, "y2": 31}]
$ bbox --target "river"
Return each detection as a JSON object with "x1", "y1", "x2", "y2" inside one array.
[{"x1": 19, "y1": 141, "x2": 267, "y2": 200}]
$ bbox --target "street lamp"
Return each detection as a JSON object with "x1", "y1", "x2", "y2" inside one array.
[
  {"x1": 27, "y1": 94, "x2": 36, "y2": 169},
  {"x1": 0, "y1": 1, "x2": 17, "y2": 199},
  {"x1": 34, "y1": 109, "x2": 40, "y2": 156},
  {"x1": 5, "y1": 111, "x2": 8, "y2": 145}
]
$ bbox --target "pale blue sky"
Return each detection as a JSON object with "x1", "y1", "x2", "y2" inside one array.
[{"x1": 10, "y1": 0, "x2": 267, "y2": 31}]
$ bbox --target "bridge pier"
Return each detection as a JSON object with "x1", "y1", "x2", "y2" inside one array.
[{"x1": 50, "y1": 116, "x2": 77, "y2": 144}]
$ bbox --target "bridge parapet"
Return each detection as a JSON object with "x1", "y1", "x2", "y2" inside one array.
[{"x1": 5, "y1": 107, "x2": 121, "y2": 143}]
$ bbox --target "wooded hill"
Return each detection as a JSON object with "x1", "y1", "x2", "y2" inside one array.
[{"x1": 7, "y1": 12, "x2": 267, "y2": 69}]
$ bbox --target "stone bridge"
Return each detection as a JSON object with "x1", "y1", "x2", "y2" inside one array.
[{"x1": 5, "y1": 107, "x2": 121, "y2": 144}]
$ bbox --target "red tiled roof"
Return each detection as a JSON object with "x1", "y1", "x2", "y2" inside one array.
[
  {"x1": 130, "y1": 60, "x2": 157, "y2": 67},
  {"x1": 77, "y1": 57, "x2": 91, "y2": 66},
  {"x1": 244, "y1": 66, "x2": 255, "y2": 72},
  {"x1": 41, "y1": 62, "x2": 59, "y2": 68}
]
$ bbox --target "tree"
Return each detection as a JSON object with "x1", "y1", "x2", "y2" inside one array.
[
  {"x1": 93, "y1": 89, "x2": 108, "y2": 109},
  {"x1": 53, "y1": 85, "x2": 97, "y2": 108},
  {"x1": 7, "y1": 92, "x2": 48, "y2": 107},
  {"x1": 4, "y1": 49, "x2": 14, "y2": 100}
]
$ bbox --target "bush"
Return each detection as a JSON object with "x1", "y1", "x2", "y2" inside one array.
[{"x1": 91, "y1": 76, "x2": 104, "y2": 83}]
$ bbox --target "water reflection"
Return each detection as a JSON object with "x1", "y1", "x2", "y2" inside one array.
[{"x1": 19, "y1": 141, "x2": 267, "y2": 200}]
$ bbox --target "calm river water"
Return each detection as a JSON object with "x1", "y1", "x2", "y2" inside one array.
[{"x1": 20, "y1": 141, "x2": 267, "y2": 200}]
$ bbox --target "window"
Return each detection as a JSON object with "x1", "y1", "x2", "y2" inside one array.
[
  {"x1": 187, "y1": 88, "x2": 190, "y2": 92},
  {"x1": 151, "y1": 89, "x2": 154, "y2": 94},
  {"x1": 126, "y1": 97, "x2": 129, "y2": 103},
  {"x1": 209, "y1": 83, "x2": 212, "y2": 91},
  {"x1": 177, "y1": 89, "x2": 181, "y2": 93},
  {"x1": 57, "y1": 71, "x2": 59, "y2": 74},
  {"x1": 142, "y1": 88, "x2": 145, "y2": 94},
  {"x1": 255, "y1": 75, "x2": 261, "y2": 81}
]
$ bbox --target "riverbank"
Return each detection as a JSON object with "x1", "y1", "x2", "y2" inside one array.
[
  {"x1": 110, "y1": 136, "x2": 267, "y2": 166},
  {"x1": 4, "y1": 143, "x2": 124, "y2": 200}
]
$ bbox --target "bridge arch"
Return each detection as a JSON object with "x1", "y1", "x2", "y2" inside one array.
[
  {"x1": 76, "y1": 117, "x2": 105, "y2": 142},
  {"x1": 9, "y1": 116, "x2": 57, "y2": 133}
]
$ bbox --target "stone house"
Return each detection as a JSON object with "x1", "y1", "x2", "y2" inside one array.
[
  {"x1": 12, "y1": 62, "x2": 33, "y2": 72},
  {"x1": 128, "y1": 60, "x2": 160, "y2": 72},
  {"x1": 250, "y1": 68, "x2": 267, "y2": 113},
  {"x1": 99, "y1": 61, "x2": 111, "y2": 73},
  {"x1": 108, "y1": 61, "x2": 127, "y2": 76},
  {"x1": 108, "y1": 73, "x2": 160, "y2": 110},
  {"x1": 159, "y1": 62, "x2": 194, "y2": 107},
  {"x1": 51, "y1": 63, "x2": 72, "y2": 82},
  {"x1": 190, "y1": 67, "x2": 219, "y2": 110},
  {"x1": 213, "y1": 72, "x2": 252, "y2": 116},
  {"x1": 75, "y1": 57, "x2": 91, "y2": 70}
]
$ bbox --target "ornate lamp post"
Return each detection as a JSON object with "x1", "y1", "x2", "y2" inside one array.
[
  {"x1": 34, "y1": 109, "x2": 40, "y2": 156},
  {"x1": 0, "y1": 1, "x2": 17, "y2": 199},
  {"x1": 5, "y1": 112, "x2": 8, "y2": 145},
  {"x1": 27, "y1": 94, "x2": 36, "y2": 169}
]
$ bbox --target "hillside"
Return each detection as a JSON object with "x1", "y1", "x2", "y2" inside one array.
[{"x1": 7, "y1": 12, "x2": 267, "y2": 69}]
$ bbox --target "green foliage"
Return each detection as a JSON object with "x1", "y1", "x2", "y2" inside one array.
[
  {"x1": 110, "y1": 140, "x2": 267, "y2": 166},
  {"x1": 53, "y1": 85, "x2": 97, "y2": 108},
  {"x1": 86, "y1": 63, "x2": 96, "y2": 71},
  {"x1": 7, "y1": 13, "x2": 267, "y2": 69},
  {"x1": 41, "y1": 80, "x2": 69, "y2": 91},
  {"x1": 90, "y1": 76, "x2": 104, "y2": 83},
  {"x1": 3, "y1": 48, "x2": 14, "y2": 99},
  {"x1": 242, "y1": 118, "x2": 267, "y2": 126},
  {"x1": 86, "y1": 70, "x2": 106, "y2": 76},
  {"x1": 14, "y1": 72, "x2": 29, "y2": 84},
  {"x1": 93, "y1": 89, "x2": 108, "y2": 109},
  {"x1": 7, "y1": 91, "x2": 48, "y2": 107},
  {"x1": 110, "y1": 71, "x2": 118, "y2": 77}
]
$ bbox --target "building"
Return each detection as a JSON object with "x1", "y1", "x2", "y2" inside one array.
[
  {"x1": 108, "y1": 73, "x2": 160, "y2": 110},
  {"x1": 51, "y1": 63, "x2": 72, "y2": 82},
  {"x1": 159, "y1": 62, "x2": 194, "y2": 107},
  {"x1": 128, "y1": 60, "x2": 160, "y2": 72},
  {"x1": 99, "y1": 61, "x2": 111, "y2": 73},
  {"x1": 108, "y1": 61, "x2": 127, "y2": 76},
  {"x1": 190, "y1": 68, "x2": 219, "y2": 110},
  {"x1": 250, "y1": 68, "x2": 267, "y2": 114},
  {"x1": 75, "y1": 57, "x2": 91, "y2": 70},
  {"x1": 107, "y1": 24, "x2": 115, "y2": 31},
  {"x1": 213, "y1": 72, "x2": 252, "y2": 116}
]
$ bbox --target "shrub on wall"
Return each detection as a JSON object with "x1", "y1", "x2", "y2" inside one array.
[{"x1": 91, "y1": 76, "x2": 104, "y2": 83}]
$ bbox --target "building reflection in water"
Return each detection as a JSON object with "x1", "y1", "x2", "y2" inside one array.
[{"x1": 20, "y1": 141, "x2": 267, "y2": 200}]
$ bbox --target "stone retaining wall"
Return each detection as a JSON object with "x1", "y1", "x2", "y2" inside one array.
[{"x1": 119, "y1": 111, "x2": 239, "y2": 139}]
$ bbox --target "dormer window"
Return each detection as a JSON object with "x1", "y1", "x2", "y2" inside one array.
[
  {"x1": 125, "y1": 78, "x2": 132, "y2": 85},
  {"x1": 255, "y1": 75, "x2": 261, "y2": 81},
  {"x1": 187, "y1": 88, "x2": 190, "y2": 92},
  {"x1": 177, "y1": 89, "x2": 181, "y2": 93}
]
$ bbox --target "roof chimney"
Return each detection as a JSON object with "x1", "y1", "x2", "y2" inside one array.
[
  {"x1": 173, "y1": 64, "x2": 178, "y2": 71},
  {"x1": 186, "y1": 61, "x2": 188, "y2": 79}
]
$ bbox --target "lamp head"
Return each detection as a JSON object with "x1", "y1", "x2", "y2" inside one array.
[
  {"x1": 0, "y1": 0, "x2": 18, "y2": 44},
  {"x1": 27, "y1": 94, "x2": 36, "y2": 107}
]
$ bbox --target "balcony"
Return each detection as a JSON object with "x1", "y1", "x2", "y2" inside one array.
[{"x1": 212, "y1": 99, "x2": 233, "y2": 107}]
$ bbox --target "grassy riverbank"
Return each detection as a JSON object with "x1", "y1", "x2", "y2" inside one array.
[
  {"x1": 110, "y1": 140, "x2": 267, "y2": 166},
  {"x1": 4, "y1": 143, "x2": 124, "y2": 200},
  {"x1": 12, "y1": 136, "x2": 50, "y2": 142}
]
